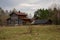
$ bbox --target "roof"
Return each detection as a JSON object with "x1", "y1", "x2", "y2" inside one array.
[
  {"x1": 10, "y1": 11, "x2": 27, "y2": 16},
  {"x1": 16, "y1": 12, "x2": 27, "y2": 16},
  {"x1": 10, "y1": 12, "x2": 17, "y2": 16},
  {"x1": 34, "y1": 19, "x2": 48, "y2": 24},
  {"x1": 21, "y1": 17, "x2": 30, "y2": 19}
]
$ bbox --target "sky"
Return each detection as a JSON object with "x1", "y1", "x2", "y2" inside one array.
[{"x1": 0, "y1": 0, "x2": 60, "y2": 18}]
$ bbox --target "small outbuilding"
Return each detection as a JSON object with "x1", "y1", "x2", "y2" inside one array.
[{"x1": 32, "y1": 19, "x2": 52, "y2": 25}]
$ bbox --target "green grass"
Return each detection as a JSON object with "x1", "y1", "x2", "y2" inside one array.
[{"x1": 0, "y1": 25, "x2": 60, "y2": 40}]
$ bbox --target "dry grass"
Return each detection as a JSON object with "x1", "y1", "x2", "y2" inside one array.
[{"x1": 0, "y1": 25, "x2": 60, "y2": 40}]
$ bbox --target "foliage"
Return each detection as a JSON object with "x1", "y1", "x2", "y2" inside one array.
[
  {"x1": 0, "y1": 7, "x2": 9, "y2": 26},
  {"x1": 34, "y1": 9, "x2": 49, "y2": 19},
  {"x1": 49, "y1": 8, "x2": 60, "y2": 24}
]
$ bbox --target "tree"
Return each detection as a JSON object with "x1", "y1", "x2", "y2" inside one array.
[
  {"x1": 48, "y1": 4, "x2": 60, "y2": 24},
  {"x1": 12, "y1": 8, "x2": 17, "y2": 13},
  {"x1": 34, "y1": 9, "x2": 49, "y2": 19},
  {"x1": 0, "y1": 7, "x2": 9, "y2": 26}
]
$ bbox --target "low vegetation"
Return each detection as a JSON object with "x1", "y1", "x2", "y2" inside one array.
[{"x1": 0, "y1": 25, "x2": 60, "y2": 40}]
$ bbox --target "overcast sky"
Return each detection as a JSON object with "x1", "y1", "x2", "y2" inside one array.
[{"x1": 0, "y1": 0, "x2": 60, "y2": 18}]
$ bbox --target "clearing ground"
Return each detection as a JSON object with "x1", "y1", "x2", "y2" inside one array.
[{"x1": 0, "y1": 25, "x2": 60, "y2": 40}]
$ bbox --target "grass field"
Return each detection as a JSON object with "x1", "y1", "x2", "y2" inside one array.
[{"x1": 0, "y1": 25, "x2": 60, "y2": 40}]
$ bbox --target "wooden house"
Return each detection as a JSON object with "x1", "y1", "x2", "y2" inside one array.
[{"x1": 7, "y1": 11, "x2": 32, "y2": 25}]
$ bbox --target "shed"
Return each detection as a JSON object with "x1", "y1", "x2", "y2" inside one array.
[{"x1": 32, "y1": 19, "x2": 52, "y2": 25}]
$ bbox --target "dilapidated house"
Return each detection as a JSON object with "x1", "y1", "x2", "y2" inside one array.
[{"x1": 7, "y1": 11, "x2": 32, "y2": 25}]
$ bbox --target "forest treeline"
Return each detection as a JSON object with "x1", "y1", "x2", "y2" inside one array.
[
  {"x1": 0, "y1": 4, "x2": 60, "y2": 26},
  {"x1": 34, "y1": 4, "x2": 60, "y2": 25}
]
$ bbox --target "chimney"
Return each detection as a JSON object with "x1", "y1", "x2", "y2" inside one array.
[{"x1": 19, "y1": 11, "x2": 20, "y2": 13}]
